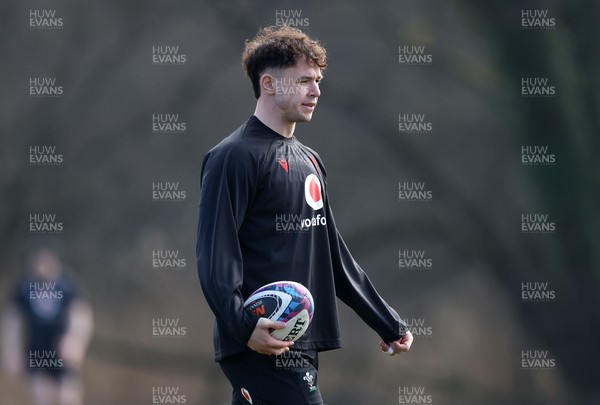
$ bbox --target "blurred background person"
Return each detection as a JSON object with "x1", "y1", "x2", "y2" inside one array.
[{"x1": 1, "y1": 240, "x2": 93, "y2": 405}]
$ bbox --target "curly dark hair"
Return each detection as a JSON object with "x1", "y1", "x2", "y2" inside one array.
[{"x1": 242, "y1": 26, "x2": 327, "y2": 99}]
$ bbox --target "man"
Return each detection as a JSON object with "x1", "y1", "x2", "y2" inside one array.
[
  {"x1": 1, "y1": 241, "x2": 93, "y2": 405},
  {"x1": 196, "y1": 26, "x2": 413, "y2": 405}
]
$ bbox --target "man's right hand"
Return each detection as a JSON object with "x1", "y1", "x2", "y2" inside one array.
[{"x1": 247, "y1": 318, "x2": 294, "y2": 355}]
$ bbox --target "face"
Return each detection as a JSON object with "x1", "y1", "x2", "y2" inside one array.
[
  {"x1": 28, "y1": 248, "x2": 62, "y2": 280},
  {"x1": 270, "y1": 59, "x2": 322, "y2": 124}
]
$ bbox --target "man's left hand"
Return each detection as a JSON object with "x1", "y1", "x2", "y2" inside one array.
[{"x1": 380, "y1": 330, "x2": 413, "y2": 356}]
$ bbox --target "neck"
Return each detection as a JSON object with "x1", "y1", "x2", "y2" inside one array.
[{"x1": 254, "y1": 100, "x2": 295, "y2": 138}]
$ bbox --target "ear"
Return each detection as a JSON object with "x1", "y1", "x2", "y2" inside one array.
[{"x1": 259, "y1": 73, "x2": 277, "y2": 96}]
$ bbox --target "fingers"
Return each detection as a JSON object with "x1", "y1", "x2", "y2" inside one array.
[
  {"x1": 399, "y1": 331, "x2": 414, "y2": 352},
  {"x1": 271, "y1": 344, "x2": 294, "y2": 356},
  {"x1": 269, "y1": 337, "x2": 295, "y2": 350},
  {"x1": 255, "y1": 337, "x2": 294, "y2": 355},
  {"x1": 379, "y1": 341, "x2": 391, "y2": 352},
  {"x1": 249, "y1": 319, "x2": 294, "y2": 355},
  {"x1": 381, "y1": 331, "x2": 414, "y2": 357},
  {"x1": 392, "y1": 333, "x2": 413, "y2": 353},
  {"x1": 392, "y1": 341, "x2": 406, "y2": 353},
  {"x1": 379, "y1": 341, "x2": 396, "y2": 356},
  {"x1": 257, "y1": 318, "x2": 287, "y2": 330}
]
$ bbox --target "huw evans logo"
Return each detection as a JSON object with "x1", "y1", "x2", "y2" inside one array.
[
  {"x1": 30, "y1": 350, "x2": 63, "y2": 371},
  {"x1": 399, "y1": 182, "x2": 432, "y2": 202},
  {"x1": 521, "y1": 350, "x2": 556, "y2": 370},
  {"x1": 399, "y1": 386, "x2": 432, "y2": 404},
  {"x1": 30, "y1": 145, "x2": 63, "y2": 166},
  {"x1": 152, "y1": 45, "x2": 187, "y2": 65},
  {"x1": 404, "y1": 318, "x2": 433, "y2": 338},
  {"x1": 152, "y1": 250, "x2": 187, "y2": 270},
  {"x1": 276, "y1": 351, "x2": 310, "y2": 369},
  {"x1": 29, "y1": 77, "x2": 63, "y2": 97},
  {"x1": 398, "y1": 45, "x2": 432, "y2": 66},
  {"x1": 521, "y1": 9, "x2": 555, "y2": 29},
  {"x1": 152, "y1": 318, "x2": 187, "y2": 337},
  {"x1": 521, "y1": 77, "x2": 556, "y2": 97},
  {"x1": 398, "y1": 114, "x2": 432, "y2": 134},
  {"x1": 152, "y1": 182, "x2": 187, "y2": 202},
  {"x1": 152, "y1": 386, "x2": 187, "y2": 404},
  {"x1": 29, "y1": 281, "x2": 63, "y2": 301},
  {"x1": 521, "y1": 213, "x2": 556, "y2": 234},
  {"x1": 29, "y1": 9, "x2": 63, "y2": 29},
  {"x1": 275, "y1": 213, "x2": 327, "y2": 233},
  {"x1": 152, "y1": 113, "x2": 187, "y2": 134},
  {"x1": 398, "y1": 250, "x2": 432, "y2": 270},
  {"x1": 521, "y1": 145, "x2": 556, "y2": 166},
  {"x1": 275, "y1": 10, "x2": 309, "y2": 27},
  {"x1": 521, "y1": 281, "x2": 556, "y2": 302},
  {"x1": 29, "y1": 213, "x2": 63, "y2": 234},
  {"x1": 274, "y1": 77, "x2": 305, "y2": 96}
]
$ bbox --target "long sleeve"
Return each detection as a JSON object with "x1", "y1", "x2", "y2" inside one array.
[
  {"x1": 326, "y1": 202, "x2": 408, "y2": 344},
  {"x1": 196, "y1": 144, "x2": 260, "y2": 346}
]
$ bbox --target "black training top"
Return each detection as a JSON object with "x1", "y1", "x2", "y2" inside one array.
[
  {"x1": 11, "y1": 270, "x2": 79, "y2": 353},
  {"x1": 196, "y1": 116, "x2": 406, "y2": 362}
]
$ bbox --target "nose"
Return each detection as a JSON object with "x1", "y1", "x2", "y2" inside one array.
[{"x1": 309, "y1": 81, "x2": 320, "y2": 98}]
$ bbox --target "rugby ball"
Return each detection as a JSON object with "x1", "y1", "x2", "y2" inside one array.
[{"x1": 243, "y1": 281, "x2": 314, "y2": 341}]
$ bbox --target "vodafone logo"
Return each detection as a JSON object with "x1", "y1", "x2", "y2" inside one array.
[{"x1": 304, "y1": 174, "x2": 323, "y2": 210}]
